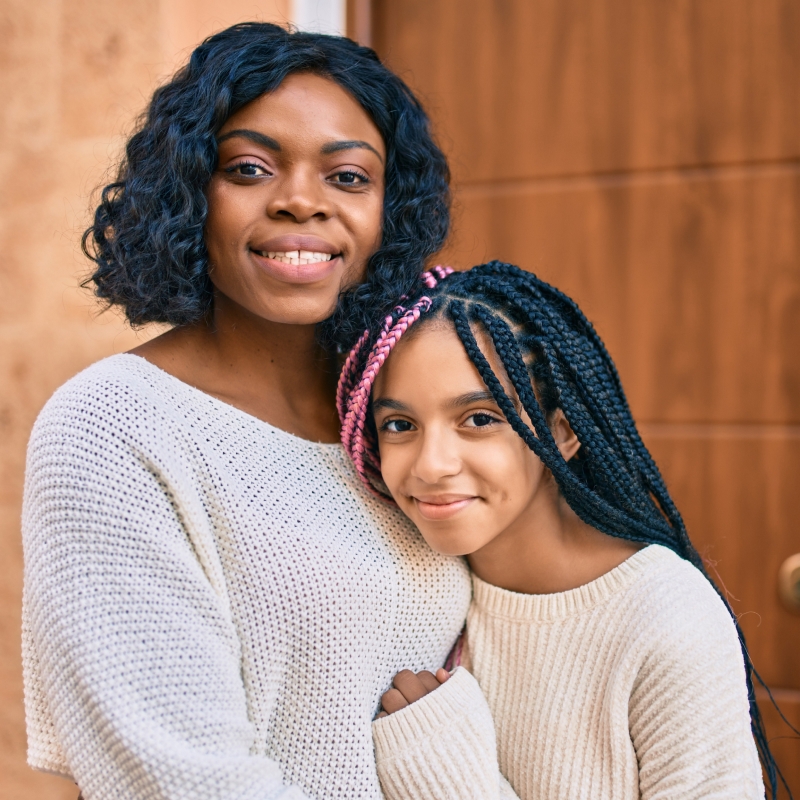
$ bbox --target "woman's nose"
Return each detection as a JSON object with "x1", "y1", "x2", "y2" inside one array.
[
  {"x1": 266, "y1": 168, "x2": 333, "y2": 223},
  {"x1": 411, "y1": 429, "x2": 462, "y2": 484}
]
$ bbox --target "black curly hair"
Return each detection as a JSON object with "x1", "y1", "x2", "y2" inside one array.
[{"x1": 82, "y1": 22, "x2": 450, "y2": 349}]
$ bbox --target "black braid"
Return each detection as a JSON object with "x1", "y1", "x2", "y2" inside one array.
[{"x1": 378, "y1": 261, "x2": 788, "y2": 797}]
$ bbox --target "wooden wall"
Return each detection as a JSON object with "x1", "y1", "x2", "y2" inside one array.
[
  {"x1": 0, "y1": 3, "x2": 290, "y2": 798},
  {"x1": 373, "y1": 0, "x2": 800, "y2": 791}
]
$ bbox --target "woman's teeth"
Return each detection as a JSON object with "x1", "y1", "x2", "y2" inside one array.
[{"x1": 256, "y1": 250, "x2": 334, "y2": 265}]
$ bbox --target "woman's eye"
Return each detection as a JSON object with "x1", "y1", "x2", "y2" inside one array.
[
  {"x1": 464, "y1": 413, "x2": 499, "y2": 429},
  {"x1": 382, "y1": 419, "x2": 415, "y2": 433},
  {"x1": 226, "y1": 161, "x2": 270, "y2": 178},
  {"x1": 330, "y1": 170, "x2": 369, "y2": 186}
]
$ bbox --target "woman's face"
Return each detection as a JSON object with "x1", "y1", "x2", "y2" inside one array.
[
  {"x1": 204, "y1": 72, "x2": 386, "y2": 326},
  {"x1": 372, "y1": 322, "x2": 577, "y2": 557}
]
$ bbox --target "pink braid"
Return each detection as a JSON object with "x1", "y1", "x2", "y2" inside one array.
[{"x1": 337, "y1": 265, "x2": 455, "y2": 498}]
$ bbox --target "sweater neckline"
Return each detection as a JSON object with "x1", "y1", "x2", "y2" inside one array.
[
  {"x1": 115, "y1": 353, "x2": 344, "y2": 451},
  {"x1": 472, "y1": 544, "x2": 676, "y2": 622}
]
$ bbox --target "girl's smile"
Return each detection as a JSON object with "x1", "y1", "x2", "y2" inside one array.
[{"x1": 413, "y1": 494, "x2": 478, "y2": 521}]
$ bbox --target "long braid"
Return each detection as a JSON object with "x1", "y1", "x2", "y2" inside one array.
[{"x1": 336, "y1": 261, "x2": 789, "y2": 796}]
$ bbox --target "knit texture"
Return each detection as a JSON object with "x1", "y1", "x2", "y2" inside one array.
[
  {"x1": 374, "y1": 545, "x2": 764, "y2": 800},
  {"x1": 373, "y1": 667, "x2": 518, "y2": 799},
  {"x1": 21, "y1": 354, "x2": 471, "y2": 800}
]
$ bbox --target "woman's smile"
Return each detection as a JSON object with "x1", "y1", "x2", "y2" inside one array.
[
  {"x1": 251, "y1": 251, "x2": 341, "y2": 284},
  {"x1": 249, "y1": 234, "x2": 342, "y2": 285}
]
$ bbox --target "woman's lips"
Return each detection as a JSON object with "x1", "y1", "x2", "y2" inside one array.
[
  {"x1": 250, "y1": 250, "x2": 341, "y2": 285},
  {"x1": 413, "y1": 496, "x2": 476, "y2": 521}
]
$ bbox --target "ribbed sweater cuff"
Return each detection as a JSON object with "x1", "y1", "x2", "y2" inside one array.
[{"x1": 372, "y1": 666, "x2": 480, "y2": 757}]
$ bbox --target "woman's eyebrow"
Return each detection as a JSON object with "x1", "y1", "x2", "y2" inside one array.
[
  {"x1": 373, "y1": 398, "x2": 407, "y2": 412},
  {"x1": 216, "y1": 129, "x2": 281, "y2": 150},
  {"x1": 320, "y1": 139, "x2": 384, "y2": 163}
]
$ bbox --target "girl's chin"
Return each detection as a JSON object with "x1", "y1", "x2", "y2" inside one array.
[{"x1": 414, "y1": 524, "x2": 488, "y2": 558}]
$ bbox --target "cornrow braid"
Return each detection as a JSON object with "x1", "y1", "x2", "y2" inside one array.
[
  {"x1": 336, "y1": 260, "x2": 789, "y2": 796},
  {"x1": 339, "y1": 265, "x2": 454, "y2": 497}
]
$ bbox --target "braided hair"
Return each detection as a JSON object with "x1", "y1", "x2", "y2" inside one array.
[{"x1": 337, "y1": 260, "x2": 787, "y2": 797}]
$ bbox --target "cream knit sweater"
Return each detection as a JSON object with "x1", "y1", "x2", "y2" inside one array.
[
  {"x1": 21, "y1": 354, "x2": 472, "y2": 800},
  {"x1": 374, "y1": 545, "x2": 765, "y2": 800}
]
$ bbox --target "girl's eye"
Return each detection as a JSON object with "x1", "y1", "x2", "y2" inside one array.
[
  {"x1": 464, "y1": 412, "x2": 500, "y2": 429},
  {"x1": 225, "y1": 161, "x2": 270, "y2": 178},
  {"x1": 382, "y1": 419, "x2": 415, "y2": 433},
  {"x1": 330, "y1": 170, "x2": 369, "y2": 186}
]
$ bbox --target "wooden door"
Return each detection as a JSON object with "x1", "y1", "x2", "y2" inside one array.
[{"x1": 370, "y1": 0, "x2": 800, "y2": 791}]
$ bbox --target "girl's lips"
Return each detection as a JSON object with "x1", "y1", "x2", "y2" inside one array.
[
  {"x1": 414, "y1": 497, "x2": 476, "y2": 521},
  {"x1": 251, "y1": 250, "x2": 341, "y2": 285}
]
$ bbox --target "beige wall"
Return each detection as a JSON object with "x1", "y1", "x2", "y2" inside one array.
[{"x1": 0, "y1": 2, "x2": 290, "y2": 797}]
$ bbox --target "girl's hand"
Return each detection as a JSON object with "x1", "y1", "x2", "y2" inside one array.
[{"x1": 377, "y1": 668, "x2": 451, "y2": 717}]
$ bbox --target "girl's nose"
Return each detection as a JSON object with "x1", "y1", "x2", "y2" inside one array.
[
  {"x1": 411, "y1": 428, "x2": 462, "y2": 484},
  {"x1": 266, "y1": 168, "x2": 333, "y2": 223}
]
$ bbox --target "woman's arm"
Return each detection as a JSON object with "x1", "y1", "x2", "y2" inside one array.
[
  {"x1": 372, "y1": 667, "x2": 520, "y2": 800},
  {"x1": 22, "y1": 389, "x2": 309, "y2": 800}
]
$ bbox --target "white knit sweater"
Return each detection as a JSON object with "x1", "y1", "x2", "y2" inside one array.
[
  {"x1": 21, "y1": 354, "x2": 472, "y2": 800},
  {"x1": 374, "y1": 545, "x2": 765, "y2": 800}
]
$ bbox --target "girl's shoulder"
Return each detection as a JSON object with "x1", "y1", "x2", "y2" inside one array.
[
  {"x1": 630, "y1": 545, "x2": 729, "y2": 612},
  {"x1": 623, "y1": 545, "x2": 741, "y2": 659}
]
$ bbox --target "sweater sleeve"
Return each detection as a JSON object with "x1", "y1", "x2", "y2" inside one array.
[
  {"x1": 22, "y1": 385, "x2": 308, "y2": 800},
  {"x1": 372, "y1": 667, "x2": 520, "y2": 800},
  {"x1": 629, "y1": 563, "x2": 765, "y2": 800}
]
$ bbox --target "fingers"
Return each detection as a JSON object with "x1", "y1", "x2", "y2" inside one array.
[
  {"x1": 380, "y1": 687, "x2": 409, "y2": 714},
  {"x1": 416, "y1": 670, "x2": 441, "y2": 693},
  {"x1": 392, "y1": 669, "x2": 431, "y2": 705},
  {"x1": 378, "y1": 668, "x2": 452, "y2": 717}
]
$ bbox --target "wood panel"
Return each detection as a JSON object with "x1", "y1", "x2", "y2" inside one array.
[
  {"x1": 640, "y1": 431, "x2": 800, "y2": 690},
  {"x1": 757, "y1": 689, "x2": 800, "y2": 796},
  {"x1": 374, "y1": 0, "x2": 800, "y2": 182},
  {"x1": 439, "y1": 168, "x2": 800, "y2": 425}
]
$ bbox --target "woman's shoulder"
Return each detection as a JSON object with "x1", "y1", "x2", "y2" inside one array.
[{"x1": 32, "y1": 354, "x2": 187, "y2": 446}]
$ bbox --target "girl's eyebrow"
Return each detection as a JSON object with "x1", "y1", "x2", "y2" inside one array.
[
  {"x1": 374, "y1": 391, "x2": 500, "y2": 414},
  {"x1": 373, "y1": 398, "x2": 407, "y2": 412},
  {"x1": 446, "y1": 390, "x2": 497, "y2": 409}
]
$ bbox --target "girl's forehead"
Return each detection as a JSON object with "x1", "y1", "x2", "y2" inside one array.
[
  {"x1": 374, "y1": 315, "x2": 519, "y2": 405},
  {"x1": 378, "y1": 322, "x2": 487, "y2": 390}
]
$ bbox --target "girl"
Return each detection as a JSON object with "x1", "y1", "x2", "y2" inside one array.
[
  {"x1": 338, "y1": 263, "x2": 774, "y2": 799},
  {"x1": 21, "y1": 24, "x2": 477, "y2": 800}
]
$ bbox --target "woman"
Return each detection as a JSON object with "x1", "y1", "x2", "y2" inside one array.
[{"x1": 21, "y1": 24, "x2": 471, "y2": 799}]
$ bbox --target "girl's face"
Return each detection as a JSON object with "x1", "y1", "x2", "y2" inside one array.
[
  {"x1": 372, "y1": 322, "x2": 579, "y2": 556},
  {"x1": 204, "y1": 72, "x2": 386, "y2": 326}
]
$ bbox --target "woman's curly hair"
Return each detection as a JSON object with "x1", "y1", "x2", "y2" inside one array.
[{"x1": 82, "y1": 22, "x2": 450, "y2": 350}]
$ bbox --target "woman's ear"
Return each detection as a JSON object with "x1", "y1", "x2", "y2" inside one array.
[{"x1": 550, "y1": 409, "x2": 581, "y2": 462}]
